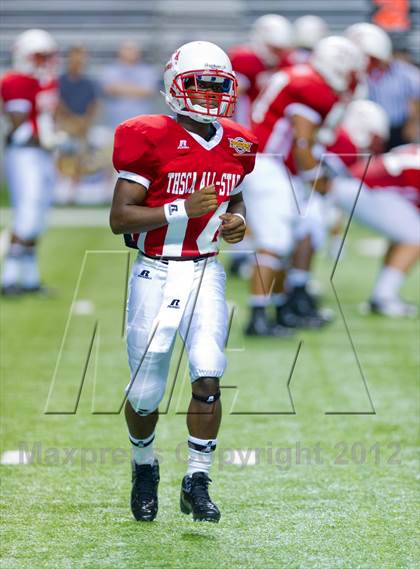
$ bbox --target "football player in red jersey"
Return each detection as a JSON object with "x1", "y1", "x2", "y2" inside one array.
[
  {"x1": 110, "y1": 41, "x2": 258, "y2": 522},
  {"x1": 229, "y1": 14, "x2": 295, "y2": 127},
  {"x1": 326, "y1": 100, "x2": 390, "y2": 170},
  {"x1": 330, "y1": 141, "x2": 419, "y2": 317},
  {"x1": 243, "y1": 36, "x2": 365, "y2": 335},
  {"x1": 321, "y1": 99, "x2": 390, "y2": 259},
  {"x1": 1, "y1": 29, "x2": 59, "y2": 295}
]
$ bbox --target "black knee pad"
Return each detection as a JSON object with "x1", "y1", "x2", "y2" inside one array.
[{"x1": 192, "y1": 390, "x2": 221, "y2": 405}]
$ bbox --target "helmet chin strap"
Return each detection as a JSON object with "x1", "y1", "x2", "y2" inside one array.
[
  {"x1": 162, "y1": 90, "x2": 219, "y2": 124},
  {"x1": 187, "y1": 102, "x2": 219, "y2": 123}
]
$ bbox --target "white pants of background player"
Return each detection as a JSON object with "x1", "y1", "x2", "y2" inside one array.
[
  {"x1": 2, "y1": 147, "x2": 55, "y2": 288},
  {"x1": 5, "y1": 147, "x2": 55, "y2": 239},
  {"x1": 331, "y1": 177, "x2": 420, "y2": 307},
  {"x1": 126, "y1": 254, "x2": 228, "y2": 415},
  {"x1": 244, "y1": 154, "x2": 327, "y2": 258},
  {"x1": 330, "y1": 178, "x2": 420, "y2": 244}
]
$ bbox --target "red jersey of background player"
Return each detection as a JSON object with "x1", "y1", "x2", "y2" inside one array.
[
  {"x1": 113, "y1": 115, "x2": 258, "y2": 257},
  {"x1": 229, "y1": 47, "x2": 267, "y2": 105},
  {"x1": 251, "y1": 64, "x2": 339, "y2": 174},
  {"x1": 228, "y1": 46, "x2": 295, "y2": 126},
  {"x1": 327, "y1": 128, "x2": 359, "y2": 168},
  {"x1": 0, "y1": 71, "x2": 58, "y2": 144},
  {"x1": 350, "y1": 145, "x2": 420, "y2": 208}
]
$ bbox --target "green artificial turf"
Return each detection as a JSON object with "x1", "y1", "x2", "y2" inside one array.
[{"x1": 1, "y1": 222, "x2": 419, "y2": 568}]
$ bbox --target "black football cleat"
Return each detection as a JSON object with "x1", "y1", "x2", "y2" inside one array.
[
  {"x1": 1, "y1": 285, "x2": 23, "y2": 297},
  {"x1": 131, "y1": 459, "x2": 160, "y2": 521},
  {"x1": 276, "y1": 302, "x2": 307, "y2": 328},
  {"x1": 21, "y1": 284, "x2": 56, "y2": 297},
  {"x1": 245, "y1": 309, "x2": 294, "y2": 337},
  {"x1": 287, "y1": 286, "x2": 333, "y2": 329},
  {"x1": 180, "y1": 472, "x2": 221, "y2": 523}
]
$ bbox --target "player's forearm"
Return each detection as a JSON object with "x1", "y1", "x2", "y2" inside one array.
[
  {"x1": 226, "y1": 194, "x2": 246, "y2": 219},
  {"x1": 291, "y1": 114, "x2": 319, "y2": 174},
  {"x1": 293, "y1": 144, "x2": 319, "y2": 173},
  {"x1": 110, "y1": 205, "x2": 167, "y2": 234}
]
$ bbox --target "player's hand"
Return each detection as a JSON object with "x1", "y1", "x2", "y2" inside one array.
[
  {"x1": 219, "y1": 213, "x2": 246, "y2": 244},
  {"x1": 185, "y1": 185, "x2": 218, "y2": 218}
]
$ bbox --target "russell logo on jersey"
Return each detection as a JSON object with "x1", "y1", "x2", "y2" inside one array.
[{"x1": 177, "y1": 139, "x2": 190, "y2": 150}]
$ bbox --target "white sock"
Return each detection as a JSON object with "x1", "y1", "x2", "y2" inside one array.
[
  {"x1": 129, "y1": 432, "x2": 155, "y2": 466},
  {"x1": 286, "y1": 269, "x2": 310, "y2": 290},
  {"x1": 1, "y1": 243, "x2": 25, "y2": 287},
  {"x1": 271, "y1": 293, "x2": 287, "y2": 306},
  {"x1": 371, "y1": 266, "x2": 405, "y2": 301},
  {"x1": 249, "y1": 294, "x2": 269, "y2": 307},
  {"x1": 187, "y1": 435, "x2": 217, "y2": 476},
  {"x1": 21, "y1": 248, "x2": 40, "y2": 289}
]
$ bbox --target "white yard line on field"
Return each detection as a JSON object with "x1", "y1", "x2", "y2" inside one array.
[
  {"x1": 0, "y1": 207, "x2": 109, "y2": 228},
  {"x1": 0, "y1": 228, "x2": 9, "y2": 259},
  {"x1": 224, "y1": 449, "x2": 257, "y2": 466},
  {"x1": 72, "y1": 299, "x2": 95, "y2": 315},
  {"x1": 1, "y1": 450, "x2": 31, "y2": 465}
]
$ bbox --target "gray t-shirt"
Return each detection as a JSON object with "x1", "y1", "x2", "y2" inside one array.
[{"x1": 101, "y1": 62, "x2": 160, "y2": 128}]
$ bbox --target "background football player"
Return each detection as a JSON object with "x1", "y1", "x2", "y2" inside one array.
[
  {"x1": 243, "y1": 36, "x2": 365, "y2": 335},
  {"x1": 330, "y1": 139, "x2": 419, "y2": 317},
  {"x1": 1, "y1": 29, "x2": 59, "y2": 295},
  {"x1": 110, "y1": 41, "x2": 258, "y2": 522},
  {"x1": 229, "y1": 14, "x2": 295, "y2": 127}
]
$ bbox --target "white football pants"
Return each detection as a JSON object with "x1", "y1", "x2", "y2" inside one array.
[
  {"x1": 4, "y1": 146, "x2": 55, "y2": 240},
  {"x1": 243, "y1": 154, "x2": 327, "y2": 256},
  {"x1": 126, "y1": 254, "x2": 228, "y2": 415},
  {"x1": 330, "y1": 178, "x2": 420, "y2": 244}
]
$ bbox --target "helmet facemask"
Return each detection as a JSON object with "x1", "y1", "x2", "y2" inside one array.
[{"x1": 168, "y1": 69, "x2": 237, "y2": 123}]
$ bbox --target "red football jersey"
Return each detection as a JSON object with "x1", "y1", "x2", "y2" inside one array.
[
  {"x1": 278, "y1": 50, "x2": 306, "y2": 68},
  {"x1": 327, "y1": 128, "x2": 359, "y2": 168},
  {"x1": 113, "y1": 115, "x2": 258, "y2": 257},
  {"x1": 0, "y1": 71, "x2": 58, "y2": 143},
  {"x1": 251, "y1": 64, "x2": 339, "y2": 173},
  {"x1": 228, "y1": 45, "x2": 271, "y2": 126},
  {"x1": 229, "y1": 46, "x2": 268, "y2": 103},
  {"x1": 350, "y1": 145, "x2": 420, "y2": 208}
]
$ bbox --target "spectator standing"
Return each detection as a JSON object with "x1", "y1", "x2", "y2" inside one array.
[
  {"x1": 102, "y1": 41, "x2": 159, "y2": 128},
  {"x1": 55, "y1": 45, "x2": 100, "y2": 200},
  {"x1": 368, "y1": 56, "x2": 420, "y2": 149},
  {"x1": 57, "y1": 45, "x2": 98, "y2": 138}
]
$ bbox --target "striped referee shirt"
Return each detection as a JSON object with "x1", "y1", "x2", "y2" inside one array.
[{"x1": 368, "y1": 60, "x2": 420, "y2": 126}]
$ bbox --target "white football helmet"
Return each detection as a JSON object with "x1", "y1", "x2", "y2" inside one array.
[
  {"x1": 13, "y1": 29, "x2": 57, "y2": 79},
  {"x1": 294, "y1": 15, "x2": 329, "y2": 50},
  {"x1": 163, "y1": 41, "x2": 237, "y2": 124},
  {"x1": 311, "y1": 36, "x2": 366, "y2": 93},
  {"x1": 342, "y1": 100, "x2": 390, "y2": 150},
  {"x1": 251, "y1": 14, "x2": 295, "y2": 64},
  {"x1": 345, "y1": 23, "x2": 392, "y2": 63}
]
